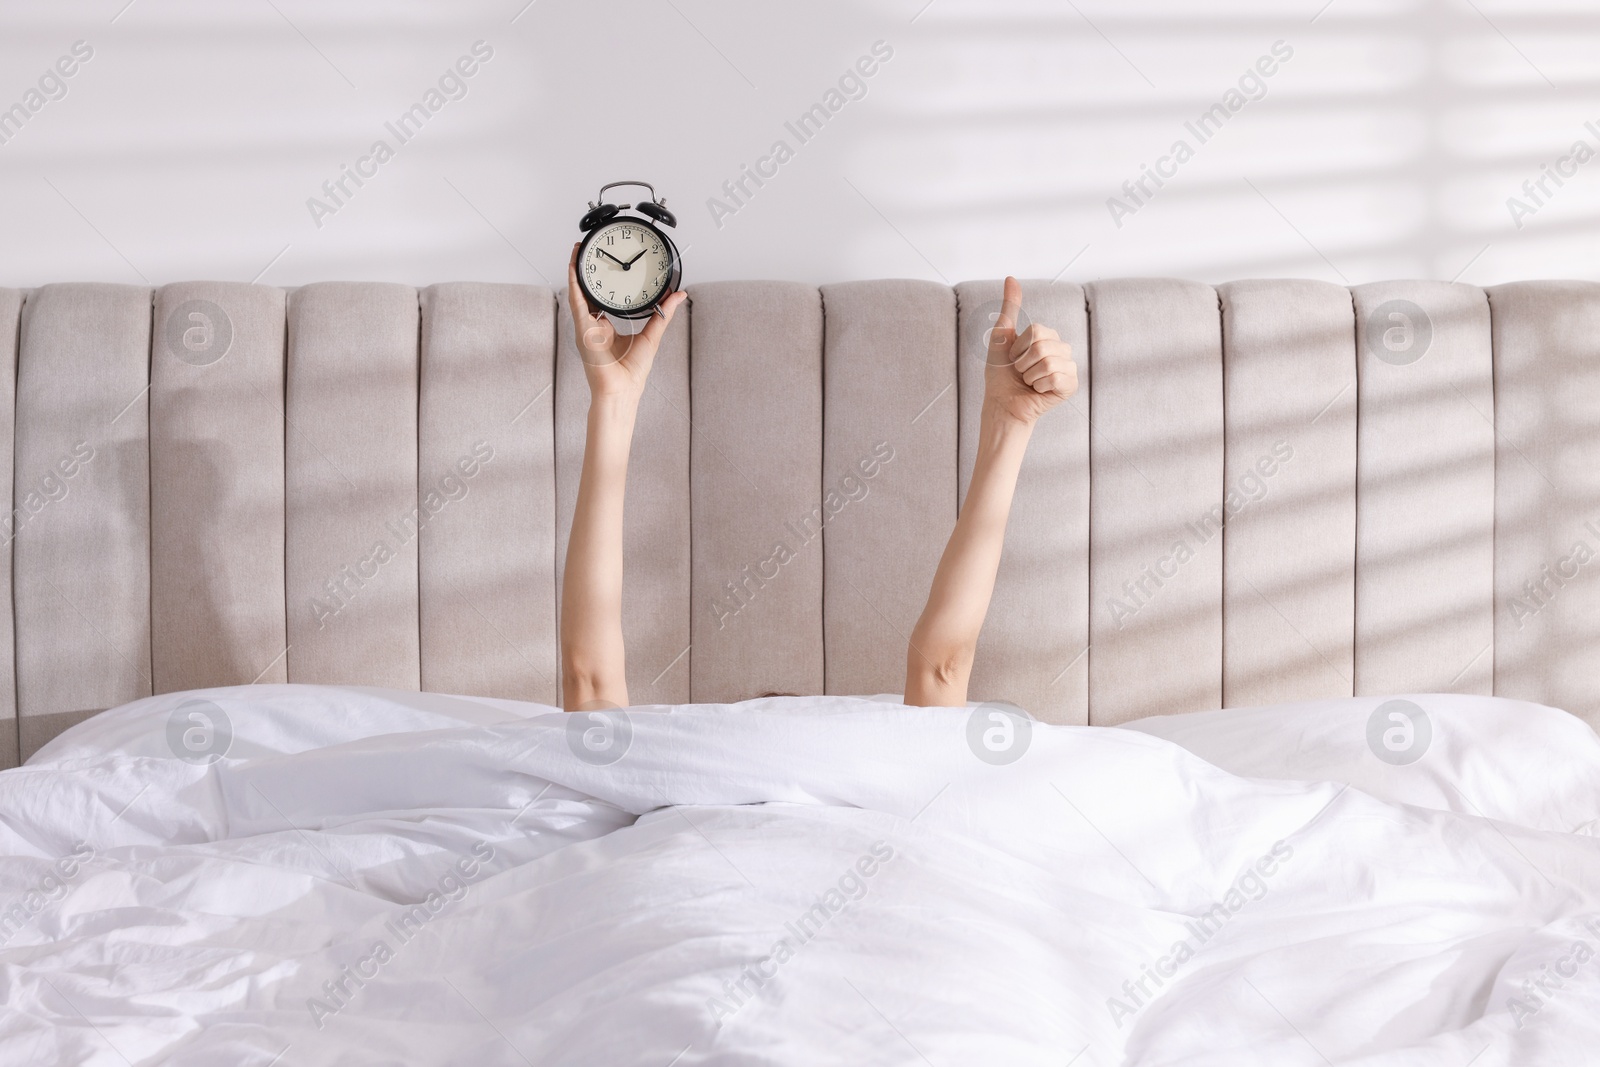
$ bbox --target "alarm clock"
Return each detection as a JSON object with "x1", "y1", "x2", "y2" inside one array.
[{"x1": 576, "y1": 181, "x2": 682, "y2": 320}]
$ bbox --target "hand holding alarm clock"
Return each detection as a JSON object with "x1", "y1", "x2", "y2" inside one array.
[{"x1": 567, "y1": 181, "x2": 686, "y2": 403}]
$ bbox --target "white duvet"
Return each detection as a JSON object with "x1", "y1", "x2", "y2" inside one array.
[{"x1": 2, "y1": 685, "x2": 1599, "y2": 1065}]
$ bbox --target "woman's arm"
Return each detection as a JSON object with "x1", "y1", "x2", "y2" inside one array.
[
  {"x1": 904, "y1": 277, "x2": 1077, "y2": 708},
  {"x1": 560, "y1": 244, "x2": 686, "y2": 711}
]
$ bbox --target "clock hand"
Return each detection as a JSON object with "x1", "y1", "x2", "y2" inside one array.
[
  {"x1": 597, "y1": 249, "x2": 628, "y2": 267},
  {"x1": 621, "y1": 249, "x2": 649, "y2": 268}
]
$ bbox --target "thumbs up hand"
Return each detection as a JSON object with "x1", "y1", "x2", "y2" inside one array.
[{"x1": 982, "y1": 276, "x2": 1078, "y2": 427}]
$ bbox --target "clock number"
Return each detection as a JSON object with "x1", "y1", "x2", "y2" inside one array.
[{"x1": 606, "y1": 235, "x2": 615, "y2": 245}]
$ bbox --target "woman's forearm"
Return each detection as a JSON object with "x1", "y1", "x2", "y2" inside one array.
[
  {"x1": 904, "y1": 404, "x2": 1033, "y2": 706},
  {"x1": 558, "y1": 244, "x2": 686, "y2": 711},
  {"x1": 560, "y1": 394, "x2": 639, "y2": 710}
]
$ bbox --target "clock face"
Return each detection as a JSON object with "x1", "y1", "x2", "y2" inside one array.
[{"x1": 580, "y1": 220, "x2": 676, "y2": 315}]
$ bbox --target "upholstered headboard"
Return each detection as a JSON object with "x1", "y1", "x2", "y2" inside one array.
[{"x1": 1, "y1": 277, "x2": 1595, "y2": 765}]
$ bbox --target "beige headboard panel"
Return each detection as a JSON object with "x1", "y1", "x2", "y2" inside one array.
[{"x1": 2, "y1": 277, "x2": 1596, "y2": 764}]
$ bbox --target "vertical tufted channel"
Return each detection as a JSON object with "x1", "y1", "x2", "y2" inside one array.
[
  {"x1": 0, "y1": 289, "x2": 18, "y2": 768},
  {"x1": 1218, "y1": 280, "x2": 1357, "y2": 707},
  {"x1": 1488, "y1": 281, "x2": 1600, "y2": 723},
  {"x1": 1085, "y1": 279, "x2": 1225, "y2": 725},
  {"x1": 820, "y1": 280, "x2": 957, "y2": 698},
  {"x1": 418, "y1": 283, "x2": 558, "y2": 704},
  {"x1": 554, "y1": 303, "x2": 692, "y2": 705},
  {"x1": 284, "y1": 283, "x2": 421, "y2": 689},
  {"x1": 150, "y1": 283, "x2": 288, "y2": 693},
  {"x1": 687, "y1": 282, "x2": 824, "y2": 703},
  {"x1": 14, "y1": 283, "x2": 153, "y2": 759},
  {"x1": 955, "y1": 280, "x2": 1090, "y2": 724},
  {"x1": 1351, "y1": 282, "x2": 1495, "y2": 696}
]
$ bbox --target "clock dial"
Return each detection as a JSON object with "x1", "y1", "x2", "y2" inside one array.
[{"x1": 582, "y1": 221, "x2": 675, "y2": 313}]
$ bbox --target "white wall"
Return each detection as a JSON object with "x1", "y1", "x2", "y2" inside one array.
[{"x1": 1, "y1": 0, "x2": 1596, "y2": 289}]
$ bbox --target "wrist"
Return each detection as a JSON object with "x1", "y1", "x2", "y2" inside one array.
[
  {"x1": 589, "y1": 391, "x2": 641, "y2": 422},
  {"x1": 980, "y1": 399, "x2": 1035, "y2": 438}
]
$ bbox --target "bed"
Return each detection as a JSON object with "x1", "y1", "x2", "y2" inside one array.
[
  {"x1": 0, "y1": 277, "x2": 1597, "y2": 1062},
  {"x1": 3, "y1": 685, "x2": 1598, "y2": 1064}
]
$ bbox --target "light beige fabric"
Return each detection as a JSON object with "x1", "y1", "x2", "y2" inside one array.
[
  {"x1": 1218, "y1": 280, "x2": 1357, "y2": 707},
  {"x1": 151, "y1": 282, "x2": 288, "y2": 693},
  {"x1": 1488, "y1": 281, "x2": 1600, "y2": 722},
  {"x1": 284, "y1": 283, "x2": 421, "y2": 689},
  {"x1": 15, "y1": 284, "x2": 153, "y2": 761},
  {"x1": 820, "y1": 281, "x2": 957, "y2": 699},
  {"x1": 4, "y1": 276, "x2": 1598, "y2": 765},
  {"x1": 1085, "y1": 279, "x2": 1225, "y2": 726},
  {"x1": 1351, "y1": 281, "x2": 1495, "y2": 696},
  {"x1": 956, "y1": 280, "x2": 1090, "y2": 724},
  {"x1": 0, "y1": 289, "x2": 17, "y2": 768},
  {"x1": 687, "y1": 282, "x2": 824, "y2": 703},
  {"x1": 418, "y1": 283, "x2": 557, "y2": 704}
]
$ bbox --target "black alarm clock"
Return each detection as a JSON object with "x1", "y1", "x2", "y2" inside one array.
[{"x1": 576, "y1": 181, "x2": 682, "y2": 320}]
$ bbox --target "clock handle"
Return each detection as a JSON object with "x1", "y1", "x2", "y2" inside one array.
[{"x1": 596, "y1": 180, "x2": 659, "y2": 208}]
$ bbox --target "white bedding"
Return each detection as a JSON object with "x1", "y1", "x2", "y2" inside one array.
[{"x1": 2, "y1": 685, "x2": 1598, "y2": 1065}]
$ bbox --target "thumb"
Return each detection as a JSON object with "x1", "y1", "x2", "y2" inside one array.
[{"x1": 988, "y1": 276, "x2": 1023, "y2": 363}]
